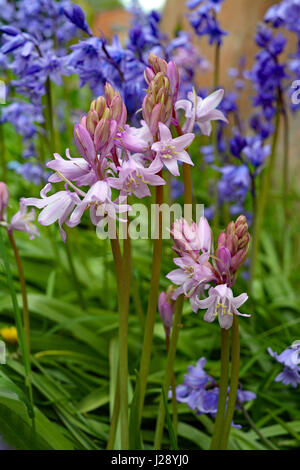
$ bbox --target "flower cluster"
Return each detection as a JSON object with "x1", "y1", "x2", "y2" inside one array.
[
  {"x1": 166, "y1": 215, "x2": 250, "y2": 329},
  {"x1": 187, "y1": 0, "x2": 227, "y2": 46},
  {"x1": 22, "y1": 54, "x2": 227, "y2": 242},
  {"x1": 170, "y1": 357, "x2": 256, "y2": 419},
  {"x1": 268, "y1": 341, "x2": 300, "y2": 388},
  {"x1": 0, "y1": 0, "x2": 85, "y2": 183}
]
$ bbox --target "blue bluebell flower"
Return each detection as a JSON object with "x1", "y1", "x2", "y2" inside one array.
[{"x1": 268, "y1": 342, "x2": 300, "y2": 388}]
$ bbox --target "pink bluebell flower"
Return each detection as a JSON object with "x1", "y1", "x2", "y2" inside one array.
[
  {"x1": 175, "y1": 89, "x2": 228, "y2": 135},
  {"x1": 23, "y1": 184, "x2": 80, "y2": 242},
  {"x1": 68, "y1": 180, "x2": 129, "y2": 228},
  {"x1": 8, "y1": 200, "x2": 40, "y2": 240},
  {"x1": 151, "y1": 122, "x2": 194, "y2": 176},
  {"x1": 108, "y1": 155, "x2": 165, "y2": 198},
  {"x1": 196, "y1": 284, "x2": 249, "y2": 329}
]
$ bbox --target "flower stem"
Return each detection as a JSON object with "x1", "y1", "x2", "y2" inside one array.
[
  {"x1": 137, "y1": 181, "x2": 164, "y2": 424},
  {"x1": 210, "y1": 328, "x2": 230, "y2": 450},
  {"x1": 219, "y1": 316, "x2": 240, "y2": 450},
  {"x1": 106, "y1": 365, "x2": 120, "y2": 450},
  {"x1": 110, "y1": 235, "x2": 129, "y2": 449},
  {"x1": 154, "y1": 295, "x2": 184, "y2": 449},
  {"x1": 0, "y1": 228, "x2": 35, "y2": 425},
  {"x1": 249, "y1": 105, "x2": 281, "y2": 289},
  {"x1": 7, "y1": 231, "x2": 30, "y2": 352},
  {"x1": 166, "y1": 336, "x2": 178, "y2": 439}
]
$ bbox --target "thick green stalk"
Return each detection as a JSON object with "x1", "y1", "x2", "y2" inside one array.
[
  {"x1": 110, "y1": 235, "x2": 129, "y2": 449},
  {"x1": 137, "y1": 181, "x2": 164, "y2": 424},
  {"x1": 166, "y1": 336, "x2": 178, "y2": 439},
  {"x1": 210, "y1": 328, "x2": 230, "y2": 450},
  {"x1": 249, "y1": 107, "x2": 281, "y2": 288},
  {"x1": 7, "y1": 232, "x2": 30, "y2": 352},
  {"x1": 219, "y1": 316, "x2": 240, "y2": 450},
  {"x1": 154, "y1": 295, "x2": 184, "y2": 449},
  {"x1": 106, "y1": 366, "x2": 120, "y2": 450}
]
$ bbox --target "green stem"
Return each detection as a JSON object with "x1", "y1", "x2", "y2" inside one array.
[
  {"x1": 45, "y1": 77, "x2": 55, "y2": 154},
  {"x1": 281, "y1": 104, "x2": 289, "y2": 261},
  {"x1": 249, "y1": 105, "x2": 281, "y2": 289},
  {"x1": 7, "y1": 232, "x2": 30, "y2": 352},
  {"x1": 0, "y1": 228, "x2": 35, "y2": 424},
  {"x1": 219, "y1": 316, "x2": 240, "y2": 450},
  {"x1": 210, "y1": 328, "x2": 230, "y2": 450},
  {"x1": 154, "y1": 295, "x2": 184, "y2": 449},
  {"x1": 137, "y1": 181, "x2": 164, "y2": 424},
  {"x1": 64, "y1": 235, "x2": 86, "y2": 310},
  {"x1": 213, "y1": 44, "x2": 220, "y2": 90},
  {"x1": 110, "y1": 235, "x2": 129, "y2": 449},
  {"x1": 166, "y1": 336, "x2": 178, "y2": 439},
  {"x1": 106, "y1": 366, "x2": 120, "y2": 450}
]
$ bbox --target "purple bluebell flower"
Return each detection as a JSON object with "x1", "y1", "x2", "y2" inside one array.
[
  {"x1": 243, "y1": 138, "x2": 271, "y2": 168},
  {"x1": 268, "y1": 342, "x2": 300, "y2": 388},
  {"x1": 63, "y1": 4, "x2": 91, "y2": 36},
  {"x1": 170, "y1": 356, "x2": 256, "y2": 420}
]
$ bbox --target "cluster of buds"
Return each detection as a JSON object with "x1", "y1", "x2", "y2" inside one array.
[
  {"x1": 74, "y1": 83, "x2": 127, "y2": 165},
  {"x1": 215, "y1": 215, "x2": 250, "y2": 287},
  {"x1": 143, "y1": 53, "x2": 179, "y2": 137},
  {"x1": 158, "y1": 286, "x2": 176, "y2": 337},
  {"x1": 145, "y1": 53, "x2": 179, "y2": 103}
]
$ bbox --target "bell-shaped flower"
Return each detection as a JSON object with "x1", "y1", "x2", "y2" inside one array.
[
  {"x1": 8, "y1": 200, "x2": 40, "y2": 240},
  {"x1": 196, "y1": 284, "x2": 249, "y2": 329},
  {"x1": 69, "y1": 180, "x2": 129, "y2": 228},
  {"x1": 176, "y1": 89, "x2": 228, "y2": 136},
  {"x1": 47, "y1": 149, "x2": 96, "y2": 187},
  {"x1": 23, "y1": 184, "x2": 80, "y2": 242},
  {"x1": 118, "y1": 121, "x2": 153, "y2": 154},
  {"x1": 167, "y1": 254, "x2": 215, "y2": 312},
  {"x1": 108, "y1": 155, "x2": 165, "y2": 199},
  {"x1": 151, "y1": 122, "x2": 194, "y2": 176}
]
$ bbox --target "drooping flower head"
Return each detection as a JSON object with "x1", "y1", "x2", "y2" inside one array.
[{"x1": 158, "y1": 286, "x2": 176, "y2": 337}]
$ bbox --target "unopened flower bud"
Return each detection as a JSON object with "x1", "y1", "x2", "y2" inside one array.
[
  {"x1": 90, "y1": 96, "x2": 107, "y2": 119},
  {"x1": 148, "y1": 52, "x2": 168, "y2": 75},
  {"x1": 171, "y1": 218, "x2": 199, "y2": 254},
  {"x1": 215, "y1": 245, "x2": 231, "y2": 277},
  {"x1": 86, "y1": 110, "x2": 99, "y2": 136},
  {"x1": 74, "y1": 124, "x2": 96, "y2": 164},
  {"x1": 0, "y1": 182, "x2": 9, "y2": 220},
  {"x1": 158, "y1": 286, "x2": 176, "y2": 337}
]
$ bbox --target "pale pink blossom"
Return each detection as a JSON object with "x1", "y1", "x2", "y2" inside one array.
[
  {"x1": 175, "y1": 89, "x2": 228, "y2": 136},
  {"x1": 151, "y1": 123, "x2": 194, "y2": 176},
  {"x1": 196, "y1": 284, "x2": 249, "y2": 329},
  {"x1": 9, "y1": 200, "x2": 40, "y2": 240}
]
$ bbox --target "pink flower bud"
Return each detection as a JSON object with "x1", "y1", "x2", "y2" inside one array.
[
  {"x1": 171, "y1": 218, "x2": 200, "y2": 255},
  {"x1": 198, "y1": 217, "x2": 212, "y2": 253},
  {"x1": 74, "y1": 124, "x2": 97, "y2": 164},
  {"x1": 144, "y1": 67, "x2": 155, "y2": 85},
  {"x1": 158, "y1": 287, "x2": 176, "y2": 336},
  {"x1": 167, "y1": 61, "x2": 179, "y2": 102},
  {"x1": 90, "y1": 96, "x2": 106, "y2": 119},
  {"x1": 215, "y1": 246, "x2": 231, "y2": 276},
  {"x1": 86, "y1": 110, "x2": 99, "y2": 137},
  {"x1": 0, "y1": 182, "x2": 9, "y2": 220},
  {"x1": 110, "y1": 95, "x2": 127, "y2": 128}
]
